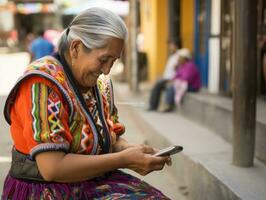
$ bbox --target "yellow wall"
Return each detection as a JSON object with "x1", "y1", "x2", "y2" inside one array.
[
  {"x1": 180, "y1": 0, "x2": 194, "y2": 53},
  {"x1": 141, "y1": 0, "x2": 168, "y2": 81}
]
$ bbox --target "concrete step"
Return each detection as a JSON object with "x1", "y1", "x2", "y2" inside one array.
[
  {"x1": 113, "y1": 82, "x2": 266, "y2": 200},
  {"x1": 179, "y1": 92, "x2": 266, "y2": 163}
]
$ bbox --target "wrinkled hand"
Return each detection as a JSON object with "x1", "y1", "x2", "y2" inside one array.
[
  {"x1": 153, "y1": 147, "x2": 172, "y2": 166},
  {"x1": 121, "y1": 144, "x2": 171, "y2": 176}
]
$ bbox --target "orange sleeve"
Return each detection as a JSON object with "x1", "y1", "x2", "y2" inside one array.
[{"x1": 10, "y1": 76, "x2": 72, "y2": 158}]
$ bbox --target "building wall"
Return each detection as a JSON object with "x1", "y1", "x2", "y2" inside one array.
[
  {"x1": 180, "y1": 0, "x2": 194, "y2": 53},
  {"x1": 141, "y1": 0, "x2": 168, "y2": 81}
]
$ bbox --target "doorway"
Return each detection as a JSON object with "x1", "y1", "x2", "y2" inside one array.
[
  {"x1": 194, "y1": 0, "x2": 210, "y2": 87},
  {"x1": 220, "y1": 0, "x2": 234, "y2": 96}
]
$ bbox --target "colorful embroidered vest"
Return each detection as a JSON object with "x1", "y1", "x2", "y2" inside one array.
[{"x1": 4, "y1": 56, "x2": 124, "y2": 155}]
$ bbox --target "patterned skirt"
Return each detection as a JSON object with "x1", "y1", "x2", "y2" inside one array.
[{"x1": 1, "y1": 170, "x2": 171, "y2": 200}]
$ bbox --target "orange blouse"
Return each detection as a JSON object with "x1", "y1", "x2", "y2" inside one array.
[
  {"x1": 6, "y1": 56, "x2": 125, "y2": 158},
  {"x1": 10, "y1": 76, "x2": 72, "y2": 155}
]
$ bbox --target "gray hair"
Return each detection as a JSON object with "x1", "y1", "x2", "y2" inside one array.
[{"x1": 58, "y1": 7, "x2": 128, "y2": 55}]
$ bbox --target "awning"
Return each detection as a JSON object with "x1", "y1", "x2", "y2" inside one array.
[
  {"x1": 63, "y1": 0, "x2": 129, "y2": 16},
  {"x1": 16, "y1": 3, "x2": 56, "y2": 14}
]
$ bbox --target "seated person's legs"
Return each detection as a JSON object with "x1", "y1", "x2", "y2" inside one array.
[
  {"x1": 148, "y1": 79, "x2": 168, "y2": 110},
  {"x1": 163, "y1": 84, "x2": 175, "y2": 112},
  {"x1": 174, "y1": 79, "x2": 188, "y2": 105}
]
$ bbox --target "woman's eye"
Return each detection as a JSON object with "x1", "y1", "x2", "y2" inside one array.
[{"x1": 100, "y1": 58, "x2": 108, "y2": 63}]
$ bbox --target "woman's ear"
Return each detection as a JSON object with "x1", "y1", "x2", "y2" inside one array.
[{"x1": 69, "y1": 40, "x2": 82, "y2": 59}]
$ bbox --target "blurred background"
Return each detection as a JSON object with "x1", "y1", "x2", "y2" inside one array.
[
  {"x1": 0, "y1": 0, "x2": 266, "y2": 95},
  {"x1": 0, "y1": 0, "x2": 265, "y2": 200}
]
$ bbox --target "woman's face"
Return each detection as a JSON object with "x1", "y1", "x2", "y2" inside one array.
[{"x1": 69, "y1": 37, "x2": 124, "y2": 91}]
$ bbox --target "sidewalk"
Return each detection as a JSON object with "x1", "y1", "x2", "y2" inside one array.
[
  {"x1": 116, "y1": 96, "x2": 188, "y2": 200},
  {"x1": 0, "y1": 52, "x2": 30, "y2": 95},
  {"x1": 113, "y1": 81, "x2": 266, "y2": 200}
]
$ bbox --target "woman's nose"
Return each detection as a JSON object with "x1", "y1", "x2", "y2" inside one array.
[{"x1": 101, "y1": 63, "x2": 112, "y2": 75}]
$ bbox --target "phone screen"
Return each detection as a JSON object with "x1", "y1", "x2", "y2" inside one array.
[{"x1": 154, "y1": 145, "x2": 183, "y2": 157}]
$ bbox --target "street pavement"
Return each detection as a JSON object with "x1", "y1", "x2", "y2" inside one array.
[
  {"x1": 0, "y1": 52, "x2": 30, "y2": 95},
  {"x1": 0, "y1": 95, "x2": 11, "y2": 197},
  {"x1": 0, "y1": 52, "x2": 30, "y2": 195},
  {"x1": 0, "y1": 52, "x2": 187, "y2": 199}
]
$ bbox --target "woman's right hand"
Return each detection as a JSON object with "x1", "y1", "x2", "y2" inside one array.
[{"x1": 120, "y1": 144, "x2": 169, "y2": 176}]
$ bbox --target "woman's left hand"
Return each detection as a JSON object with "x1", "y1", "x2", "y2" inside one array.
[
  {"x1": 113, "y1": 138, "x2": 172, "y2": 166},
  {"x1": 153, "y1": 148, "x2": 172, "y2": 166}
]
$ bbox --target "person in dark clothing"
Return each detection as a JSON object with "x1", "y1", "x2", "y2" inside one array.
[{"x1": 147, "y1": 41, "x2": 180, "y2": 111}]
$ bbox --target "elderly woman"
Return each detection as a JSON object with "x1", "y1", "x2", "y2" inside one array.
[{"x1": 2, "y1": 8, "x2": 171, "y2": 199}]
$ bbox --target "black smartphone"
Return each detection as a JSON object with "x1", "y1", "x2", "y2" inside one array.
[{"x1": 154, "y1": 145, "x2": 183, "y2": 157}]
